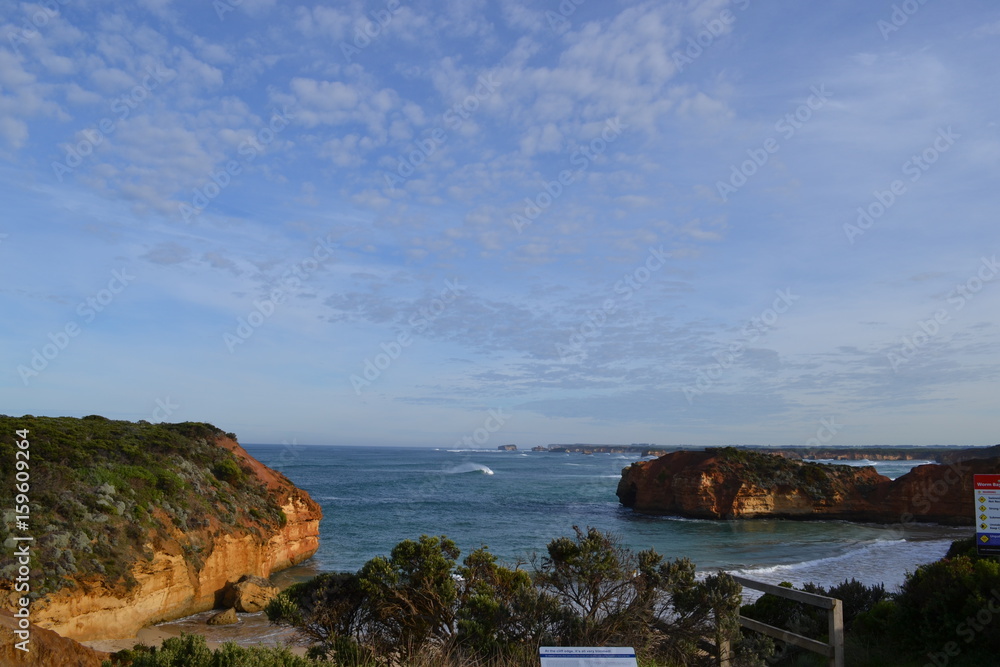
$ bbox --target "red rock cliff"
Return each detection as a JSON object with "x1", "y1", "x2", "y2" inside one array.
[
  {"x1": 24, "y1": 435, "x2": 322, "y2": 642},
  {"x1": 617, "y1": 447, "x2": 999, "y2": 525}
]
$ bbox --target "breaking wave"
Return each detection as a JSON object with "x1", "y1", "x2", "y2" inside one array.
[{"x1": 444, "y1": 462, "x2": 494, "y2": 475}]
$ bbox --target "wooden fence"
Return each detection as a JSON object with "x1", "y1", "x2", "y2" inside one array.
[{"x1": 714, "y1": 575, "x2": 844, "y2": 667}]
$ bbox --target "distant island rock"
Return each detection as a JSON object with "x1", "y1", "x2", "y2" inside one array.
[
  {"x1": 616, "y1": 446, "x2": 1000, "y2": 525},
  {"x1": 0, "y1": 416, "x2": 321, "y2": 643}
]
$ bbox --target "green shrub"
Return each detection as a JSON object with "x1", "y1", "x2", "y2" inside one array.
[
  {"x1": 212, "y1": 457, "x2": 244, "y2": 486},
  {"x1": 102, "y1": 633, "x2": 320, "y2": 666},
  {"x1": 268, "y1": 528, "x2": 749, "y2": 666}
]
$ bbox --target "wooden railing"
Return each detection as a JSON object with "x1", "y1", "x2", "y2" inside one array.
[{"x1": 721, "y1": 575, "x2": 844, "y2": 667}]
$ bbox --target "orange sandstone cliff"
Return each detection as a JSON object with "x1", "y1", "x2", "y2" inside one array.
[
  {"x1": 0, "y1": 417, "x2": 321, "y2": 643},
  {"x1": 616, "y1": 447, "x2": 999, "y2": 525}
]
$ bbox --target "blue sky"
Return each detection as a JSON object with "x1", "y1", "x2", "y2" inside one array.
[{"x1": 2, "y1": 0, "x2": 999, "y2": 447}]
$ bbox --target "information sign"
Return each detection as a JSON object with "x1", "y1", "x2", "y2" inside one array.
[
  {"x1": 539, "y1": 647, "x2": 638, "y2": 667},
  {"x1": 974, "y1": 474, "x2": 1000, "y2": 556}
]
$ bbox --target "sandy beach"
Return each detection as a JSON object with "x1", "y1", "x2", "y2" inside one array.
[{"x1": 80, "y1": 609, "x2": 310, "y2": 657}]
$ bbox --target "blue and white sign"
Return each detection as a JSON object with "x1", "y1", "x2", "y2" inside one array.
[{"x1": 539, "y1": 647, "x2": 638, "y2": 667}]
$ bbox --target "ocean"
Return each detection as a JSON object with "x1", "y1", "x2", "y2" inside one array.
[
  {"x1": 148, "y1": 445, "x2": 969, "y2": 647},
  {"x1": 251, "y1": 445, "x2": 969, "y2": 592}
]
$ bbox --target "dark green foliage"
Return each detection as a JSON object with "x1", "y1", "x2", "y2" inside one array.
[
  {"x1": 881, "y1": 553, "x2": 1000, "y2": 657},
  {"x1": 822, "y1": 579, "x2": 887, "y2": 629},
  {"x1": 456, "y1": 546, "x2": 569, "y2": 660},
  {"x1": 357, "y1": 534, "x2": 461, "y2": 657},
  {"x1": 102, "y1": 633, "x2": 320, "y2": 666},
  {"x1": 740, "y1": 578, "x2": 887, "y2": 666},
  {"x1": 713, "y1": 447, "x2": 861, "y2": 501},
  {"x1": 267, "y1": 573, "x2": 369, "y2": 646},
  {"x1": 212, "y1": 457, "x2": 244, "y2": 486},
  {"x1": 268, "y1": 527, "x2": 750, "y2": 666},
  {"x1": 743, "y1": 543, "x2": 1000, "y2": 667},
  {"x1": 0, "y1": 415, "x2": 287, "y2": 600},
  {"x1": 846, "y1": 547, "x2": 1000, "y2": 665}
]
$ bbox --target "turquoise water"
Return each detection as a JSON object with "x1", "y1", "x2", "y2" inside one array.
[{"x1": 249, "y1": 445, "x2": 969, "y2": 592}]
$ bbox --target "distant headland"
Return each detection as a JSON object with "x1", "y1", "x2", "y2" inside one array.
[
  {"x1": 616, "y1": 445, "x2": 1000, "y2": 524},
  {"x1": 507, "y1": 443, "x2": 1000, "y2": 461}
]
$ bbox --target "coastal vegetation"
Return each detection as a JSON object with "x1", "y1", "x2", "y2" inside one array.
[
  {"x1": 263, "y1": 527, "x2": 766, "y2": 666},
  {"x1": 711, "y1": 447, "x2": 865, "y2": 501},
  {"x1": 0, "y1": 415, "x2": 289, "y2": 600},
  {"x1": 104, "y1": 634, "x2": 320, "y2": 666},
  {"x1": 741, "y1": 538, "x2": 1000, "y2": 666}
]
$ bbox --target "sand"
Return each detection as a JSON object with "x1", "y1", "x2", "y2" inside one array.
[{"x1": 80, "y1": 621, "x2": 309, "y2": 657}]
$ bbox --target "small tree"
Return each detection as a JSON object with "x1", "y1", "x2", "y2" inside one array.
[
  {"x1": 356, "y1": 534, "x2": 461, "y2": 658},
  {"x1": 265, "y1": 572, "x2": 372, "y2": 662},
  {"x1": 456, "y1": 546, "x2": 568, "y2": 660}
]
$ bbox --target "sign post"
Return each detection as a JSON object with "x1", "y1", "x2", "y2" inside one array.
[
  {"x1": 539, "y1": 647, "x2": 638, "y2": 667},
  {"x1": 974, "y1": 474, "x2": 1000, "y2": 556}
]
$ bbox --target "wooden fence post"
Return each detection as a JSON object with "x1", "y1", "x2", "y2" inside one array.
[{"x1": 828, "y1": 597, "x2": 844, "y2": 667}]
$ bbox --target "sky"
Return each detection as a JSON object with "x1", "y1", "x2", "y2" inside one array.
[{"x1": 2, "y1": 0, "x2": 999, "y2": 448}]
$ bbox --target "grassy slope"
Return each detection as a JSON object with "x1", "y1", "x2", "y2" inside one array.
[{"x1": 0, "y1": 415, "x2": 287, "y2": 602}]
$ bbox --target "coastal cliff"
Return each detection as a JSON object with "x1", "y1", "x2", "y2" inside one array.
[
  {"x1": 0, "y1": 416, "x2": 321, "y2": 642},
  {"x1": 616, "y1": 447, "x2": 999, "y2": 524}
]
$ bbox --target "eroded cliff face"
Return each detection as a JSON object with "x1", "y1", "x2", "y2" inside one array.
[
  {"x1": 18, "y1": 434, "x2": 321, "y2": 642},
  {"x1": 617, "y1": 448, "x2": 999, "y2": 524}
]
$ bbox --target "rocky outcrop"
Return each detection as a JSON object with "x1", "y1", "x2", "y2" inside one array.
[
  {"x1": 617, "y1": 447, "x2": 1000, "y2": 525},
  {"x1": 0, "y1": 609, "x2": 109, "y2": 667},
  {"x1": 207, "y1": 608, "x2": 238, "y2": 625},
  {"x1": 221, "y1": 574, "x2": 279, "y2": 613},
  {"x1": 0, "y1": 419, "x2": 321, "y2": 643}
]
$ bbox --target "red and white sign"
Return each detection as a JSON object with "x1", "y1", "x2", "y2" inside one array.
[{"x1": 974, "y1": 475, "x2": 1000, "y2": 555}]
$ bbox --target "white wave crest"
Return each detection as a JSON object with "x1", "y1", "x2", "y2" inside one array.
[{"x1": 444, "y1": 462, "x2": 495, "y2": 475}]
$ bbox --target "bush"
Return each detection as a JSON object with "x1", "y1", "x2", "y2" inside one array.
[
  {"x1": 740, "y1": 578, "x2": 886, "y2": 666},
  {"x1": 102, "y1": 633, "x2": 320, "y2": 666},
  {"x1": 267, "y1": 528, "x2": 749, "y2": 666},
  {"x1": 212, "y1": 458, "x2": 244, "y2": 486},
  {"x1": 883, "y1": 553, "x2": 1000, "y2": 657}
]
